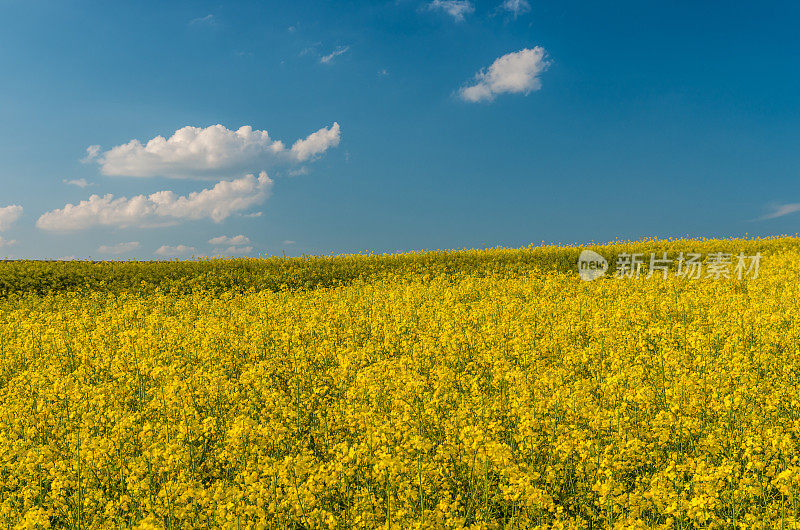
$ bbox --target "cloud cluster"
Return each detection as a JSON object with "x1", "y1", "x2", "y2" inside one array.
[
  {"x1": 0, "y1": 236, "x2": 16, "y2": 248},
  {"x1": 428, "y1": 0, "x2": 474, "y2": 22},
  {"x1": 89, "y1": 123, "x2": 341, "y2": 178},
  {"x1": 460, "y1": 47, "x2": 549, "y2": 102},
  {"x1": 98, "y1": 241, "x2": 140, "y2": 254},
  {"x1": 0, "y1": 205, "x2": 22, "y2": 232},
  {"x1": 36, "y1": 172, "x2": 272, "y2": 231}
]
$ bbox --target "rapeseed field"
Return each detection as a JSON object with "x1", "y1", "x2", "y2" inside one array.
[{"x1": 1, "y1": 238, "x2": 799, "y2": 528}]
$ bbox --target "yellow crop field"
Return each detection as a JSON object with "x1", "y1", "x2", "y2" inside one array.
[{"x1": 2, "y1": 238, "x2": 800, "y2": 529}]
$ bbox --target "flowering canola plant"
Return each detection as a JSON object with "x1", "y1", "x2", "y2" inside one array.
[{"x1": 1, "y1": 238, "x2": 800, "y2": 528}]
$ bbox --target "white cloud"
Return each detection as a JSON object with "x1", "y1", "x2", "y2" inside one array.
[
  {"x1": 98, "y1": 241, "x2": 140, "y2": 254},
  {"x1": 288, "y1": 166, "x2": 309, "y2": 177},
  {"x1": 209, "y1": 234, "x2": 251, "y2": 246},
  {"x1": 36, "y1": 172, "x2": 273, "y2": 231},
  {"x1": 428, "y1": 0, "x2": 474, "y2": 22},
  {"x1": 501, "y1": 0, "x2": 530, "y2": 17},
  {"x1": 283, "y1": 240, "x2": 296, "y2": 245},
  {"x1": 0, "y1": 236, "x2": 16, "y2": 248},
  {"x1": 90, "y1": 123, "x2": 341, "y2": 178},
  {"x1": 320, "y1": 46, "x2": 350, "y2": 64},
  {"x1": 0, "y1": 205, "x2": 22, "y2": 231},
  {"x1": 299, "y1": 45, "x2": 318, "y2": 57},
  {"x1": 63, "y1": 178, "x2": 90, "y2": 188},
  {"x1": 460, "y1": 47, "x2": 549, "y2": 102},
  {"x1": 189, "y1": 14, "x2": 215, "y2": 25},
  {"x1": 155, "y1": 244, "x2": 197, "y2": 257},
  {"x1": 218, "y1": 245, "x2": 253, "y2": 255},
  {"x1": 82, "y1": 145, "x2": 101, "y2": 163},
  {"x1": 762, "y1": 203, "x2": 800, "y2": 220},
  {"x1": 243, "y1": 211, "x2": 263, "y2": 218},
  {"x1": 291, "y1": 122, "x2": 340, "y2": 161}
]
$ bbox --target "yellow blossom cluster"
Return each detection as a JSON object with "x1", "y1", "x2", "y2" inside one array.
[{"x1": 1, "y1": 238, "x2": 799, "y2": 528}]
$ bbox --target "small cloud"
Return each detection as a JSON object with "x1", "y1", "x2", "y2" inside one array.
[
  {"x1": 299, "y1": 46, "x2": 318, "y2": 57},
  {"x1": 427, "y1": 0, "x2": 474, "y2": 22},
  {"x1": 283, "y1": 240, "x2": 296, "y2": 245},
  {"x1": 82, "y1": 145, "x2": 101, "y2": 163},
  {"x1": 189, "y1": 14, "x2": 215, "y2": 26},
  {"x1": 0, "y1": 236, "x2": 17, "y2": 248},
  {"x1": 220, "y1": 245, "x2": 253, "y2": 255},
  {"x1": 460, "y1": 47, "x2": 549, "y2": 102},
  {"x1": 63, "y1": 178, "x2": 90, "y2": 188},
  {"x1": 209, "y1": 234, "x2": 251, "y2": 246},
  {"x1": 761, "y1": 202, "x2": 800, "y2": 220},
  {"x1": 378, "y1": 69, "x2": 389, "y2": 76},
  {"x1": 320, "y1": 46, "x2": 350, "y2": 64},
  {"x1": 288, "y1": 25, "x2": 296, "y2": 32},
  {"x1": 288, "y1": 166, "x2": 309, "y2": 177},
  {"x1": 500, "y1": 0, "x2": 530, "y2": 17},
  {"x1": 243, "y1": 211, "x2": 263, "y2": 218},
  {"x1": 0, "y1": 205, "x2": 23, "y2": 232},
  {"x1": 98, "y1": 241, "x2": 140, "y2": 254},
  {"x1": 291, "y1": 122, "x2": 341, "y2": 161},
  {"x1": 155, "y1": 244, "x2": 197, "y2": 257}
]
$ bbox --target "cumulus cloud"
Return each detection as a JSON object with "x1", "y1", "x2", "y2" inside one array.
[
  {"x1": 98, "y1": 241, "x2": 140, "y2": 254},
  {"x1": 36, "y1": 172, "x2": 272, "y2": 231},
  {"x1": 291, "y1": 122, "x2": 340, "y2": 161},
  {"x1": 460, "y1": 47, "x2": 549, "y2": 102},
  {"x1": 155, "y1": 245, "x2": 197, "y2": 257},
  {"x1": 63, "y1": 178, "x2": 90, "y2": 188},
  {"x1": 0, "y1": 205, "x2": 22, "y2": 231},
  {"x1": 501, "y1": 0, "x2": 530, "y2": 17},
  {"x1": 90, "y1": 123, "x2": 341, "y2": 178},
  {"x1": 428, "y1": 0, "x2": 474, "y2": 22},
  {"x1": 0, "y1": 236, "x2": 16, "y2": 248},
  {"x1": 320, "y1": 46, "x2": 350, "y2": 64},
  {"x1": 209, "y1": 234, "x2": 251, "y2": 246}
]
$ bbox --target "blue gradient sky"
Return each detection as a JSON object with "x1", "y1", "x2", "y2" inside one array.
[{"x1": 1, "y1": 1, "x2": 799, "y2": 259}]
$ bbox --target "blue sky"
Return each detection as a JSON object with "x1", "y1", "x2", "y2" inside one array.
[{"x1": 1, "y1": 0, "x2": 799, "y2": 259}]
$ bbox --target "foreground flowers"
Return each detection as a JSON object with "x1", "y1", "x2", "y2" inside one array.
[{"x1": 1, "y1": 239, "x2": 799, "y2": 528}]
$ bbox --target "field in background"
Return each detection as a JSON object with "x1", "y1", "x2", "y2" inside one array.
[{"x1": 2, "y1": 238, "x2": 800, "y2": 528}]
